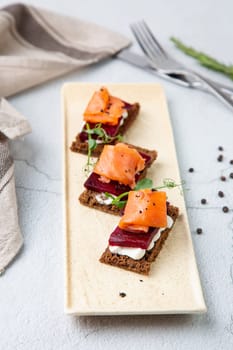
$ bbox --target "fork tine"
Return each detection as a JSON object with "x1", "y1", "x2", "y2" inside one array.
[
  {"x1": 130, "y1": 24, "x2": 148, "y2": 57},
  {"x1": 131, "y1": 23, "x2": 160, "y2": 63},
  {"x1": 138, "y1": 21, "x2": 165, "y2": 58},
  {"x1": 141, "y1": 20, "x2": 168, "y2": 57}
]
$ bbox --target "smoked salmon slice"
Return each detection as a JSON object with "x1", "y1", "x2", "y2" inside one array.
[
  {"x1": 119, "y1": 189, "x2": 167, "y2": 232},
  {"x1": 83, "y1": 87, "x2": 126, "y2": 126},
  {"x1": 93, "y1": 143, "x2": 145, "y2": 189}
]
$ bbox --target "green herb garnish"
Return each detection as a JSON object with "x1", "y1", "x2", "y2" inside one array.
[
  {"x1": 105, "y1": 178, "x2": 184, "y2": 209},
  {"x1": 84, "y1": 123, "x2": 123, "y2": 174},
  {"x1": 134, "y1": 178, "x2": 153, "y2": 190},
  {"x1": 105, "y1": 191, "x2": 128, "y2": 209},
  {"x1": 170, "y1": 37, "x2": 233, "y2": 80}
]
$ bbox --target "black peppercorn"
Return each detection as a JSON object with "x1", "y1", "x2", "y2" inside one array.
[
  {"x1": 229, "y1": 173, "x2": 233, "y2": 179},
  {"x1": 220, "y1": 176, "x2": 226, "y2": 181},
  {"x1": 201, "y1": 199, "x2": 207, "y2": 205},
  {"x1": 218, "y1": 146, "x2": 223, "y2": 151},
  {"x1": 217, "y1": 155, "x2": 223, "y2": 162},
  {"x1": 222, "y1": 206, "x2": 229, "y2": 213},
  {"x1": 188, "y1": 168, "x2": 194, "y2": 173},
  {"x1": 230, "y1": 160, "x2": 233, "y2": 165},
  {"x1": 218, "y1": 191, "x2": 224, "y2": 198},
  {"x1": 196, "y1": 228, "x2": 203, "y2": 234},
  {"x1": 119, "y1": 292, "x2": 126, "y2": 298}
]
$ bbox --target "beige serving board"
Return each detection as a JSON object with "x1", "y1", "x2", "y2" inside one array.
[{"x1": 63, "y1": 83, "x2": 206, "y2": 315}]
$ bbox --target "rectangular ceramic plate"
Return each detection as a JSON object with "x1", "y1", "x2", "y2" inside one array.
[{"x1": 63, "y1": 83, "x2": 206, "y2": 315}]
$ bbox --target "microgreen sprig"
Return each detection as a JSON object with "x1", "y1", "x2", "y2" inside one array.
[
  {"x1": 105, "y1": 178, "x2": 184, "y2": 209},
  {"x1": 105, "y1": 192, "x2": 129, "y2": 209},
  {"x1": 91, "y1": 123, "x2": 123, "y2": 144},
  {"x1": 84, "y1": 123, "x2": 123, "y2": 174}
]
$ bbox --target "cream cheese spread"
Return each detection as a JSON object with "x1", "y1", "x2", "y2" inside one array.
[
  {"x1": 95, "y1": 193, "x2": 116, "y2": 205},
  {"x1": 109, "y1": 216, "x2": 174, "y2": 260}
]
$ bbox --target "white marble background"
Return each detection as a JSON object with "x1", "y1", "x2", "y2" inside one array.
[{"x1": 1, "y1": 0, "x2": 233, "y2": 349}]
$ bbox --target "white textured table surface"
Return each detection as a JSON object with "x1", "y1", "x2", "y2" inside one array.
[{"x1": 1, "y1": 0, "x2": 233, "y2": 349}]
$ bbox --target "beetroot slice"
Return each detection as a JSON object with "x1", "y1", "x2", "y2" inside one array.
[
  {"x1": 109, "y1": 226, "x2": 159, "y2": 249},
  {"x1": 84, "y1": 152, "x2": 151, "y2": 196},
  {"x1": 84, "y1": 172, "x2": 130, "y2": 196},
  {"x1": 79, "y1": 102, "x2": 132, "y2": 142}
]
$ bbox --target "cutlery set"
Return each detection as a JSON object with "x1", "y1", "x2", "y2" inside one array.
[{"x1": 117, "y1": 20, "x2": 233, "y2": 110}]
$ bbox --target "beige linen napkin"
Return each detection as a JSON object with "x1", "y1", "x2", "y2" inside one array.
[
  {"x1": 0, "y1": 3, "x2": 130, "y2": 272},
  {"x1": 0, "y1": 3, "x2": 130, "y2": 97},
  {"x1": 0, "y1": 98, "x2": 31, "y2": 274}
]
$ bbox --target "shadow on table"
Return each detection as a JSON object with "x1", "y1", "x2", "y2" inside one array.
[{"x1": 73, "y1": 312, "x2": 210, "y2": 336}]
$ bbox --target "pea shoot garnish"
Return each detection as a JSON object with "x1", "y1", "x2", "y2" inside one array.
[{"x1": 105, "y1": 178, "x2": 184, "y2": 209}]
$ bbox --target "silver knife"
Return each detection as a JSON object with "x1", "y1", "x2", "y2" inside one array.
[{"x1": 116, "y1": 49, "x2": 233, "y2": 95}]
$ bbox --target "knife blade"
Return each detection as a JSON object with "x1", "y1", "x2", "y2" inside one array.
[
  {"x1": 116, "y1": 49, "x2": 233, "y2": 95},
  {"x1": 116, "y1": 49, "x2": 190, "y2": 87}
]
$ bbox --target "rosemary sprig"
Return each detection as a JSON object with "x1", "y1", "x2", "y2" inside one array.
[
  {"x1": 84, "y1": 123, "x2": 123, "y2": 174},
  {"x1": 105, "y1": 178, "x2": 184, "y2": 209},
  {"x1": 170, "y1": 37, "x2": 233, "y2": 80}
]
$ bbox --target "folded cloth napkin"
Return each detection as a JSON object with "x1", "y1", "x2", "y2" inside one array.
[
  {"x1": 0, "y1": 3, "x2": 130, "y2": 97},
  {"x1": 0, "y1": 98, "x2": 31, "y2": 274},
  {"x1": 0, "y1": 3, "x2": 130, "y2": 272}
]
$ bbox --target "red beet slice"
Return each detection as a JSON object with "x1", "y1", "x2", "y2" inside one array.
[
  {"x1": 84, "y1": 172, "x2": 131, "y2": 196},
  {"x1": 84, "y1": 152, "x2": 151, "y2": 196},
  {"x1": 109, "y1": 226, "x2": 159, "y2": 249}
]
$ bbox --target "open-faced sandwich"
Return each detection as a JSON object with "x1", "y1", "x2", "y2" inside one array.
[
  {"x1": 79, "y1": 142, "x2": 157, "y2": 215},
  {"x1": 100, "y1": 189, "x2": 179, "y2": 275},
  {"x1": 70, "y1": 87, "x2": 140, "y2": 156}
]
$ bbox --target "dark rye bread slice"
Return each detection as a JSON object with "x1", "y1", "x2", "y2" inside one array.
[
  {"x1": 99, "y1": 204, "x2": 179, "y2": 275},
  {"x1": 70, "y1": 102, "x2": 140, "y2": 156},
  {"x1": 79, "y1": 144, "x2": 157, "y2": 215}
]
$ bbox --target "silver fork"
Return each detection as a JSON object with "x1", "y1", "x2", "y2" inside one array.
[{"x1": 131, "y1": 21, "x2": 233, "y2": 111}]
